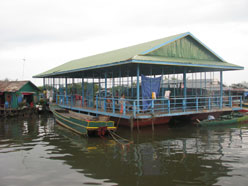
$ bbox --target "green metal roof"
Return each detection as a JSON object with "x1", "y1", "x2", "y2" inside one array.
[{"x1": 34, "y1": 32, "x2": 243, "y2": 78}]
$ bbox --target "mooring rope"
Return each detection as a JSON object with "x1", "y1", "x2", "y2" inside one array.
[{"x1": 108, "y1": 130, "x2": 132, "y2": 146}]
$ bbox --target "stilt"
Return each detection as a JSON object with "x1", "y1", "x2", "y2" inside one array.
[
  {"x1": 137, "y1": 118, "x2": 140, "y2": 133},
  {"x1": 130, "y1": 117, "x2": 134, "y2": 132},
  {"x1": 152, "y1": 117, "x2": 154, "y2": 132}
]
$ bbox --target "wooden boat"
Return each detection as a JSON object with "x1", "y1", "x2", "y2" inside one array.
[
  {"x1": 50, "y1": 105, "x2": 116, "y2": 136},
  {"x1": 196, "y1": 112, "x2": 248, "y2": 127}
]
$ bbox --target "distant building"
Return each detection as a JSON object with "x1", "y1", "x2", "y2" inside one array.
[{"x1": 0, "y1": 81, "x2": 40, "y2": 109}]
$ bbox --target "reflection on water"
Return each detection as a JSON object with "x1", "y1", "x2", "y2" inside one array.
[{"x1": 1, "y1": 115, "x2": 248, "y2": 186}]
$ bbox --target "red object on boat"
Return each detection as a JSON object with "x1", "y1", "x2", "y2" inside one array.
[{"x1": 97, "y1": 127, "x2": 107, "y2": 137}]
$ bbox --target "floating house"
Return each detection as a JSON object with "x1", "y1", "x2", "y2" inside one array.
[
  {"x1": 34, "y1": 32, "x2": 244, "y2": 128},
  {"x1": 0, "y1": 81, "x2": 40, "y2": 109}
]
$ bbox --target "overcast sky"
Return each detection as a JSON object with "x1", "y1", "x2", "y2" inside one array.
[{"x1": 0, "y1": 0, "x2": 247, "y2": 86}]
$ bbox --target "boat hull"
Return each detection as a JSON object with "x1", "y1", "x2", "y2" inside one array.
[
  {"x1": 50, "y1": 105, "x2": 116, "y2": 136},
  {"x1": 198, "y1": 114, "x2": 248, "y2": 127},
  {"x1": 112, "y1": 116, "x2": 171, "y2": 128}
]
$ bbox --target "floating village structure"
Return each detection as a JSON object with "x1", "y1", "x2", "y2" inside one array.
[
  {"x1": 34, "y1": 32, "x2": 244, "y2": 128},
  {"x1": 0, "y1": 81, "x2": 40, "y2": 109}
]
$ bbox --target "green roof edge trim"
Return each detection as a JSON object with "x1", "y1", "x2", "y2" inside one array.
[{"x1": 33, "y1": 59, "x2": 243, "y2": 78}]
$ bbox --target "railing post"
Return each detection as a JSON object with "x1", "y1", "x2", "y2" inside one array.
[
  {"x1": 56, "y1": 95, "x2": 58, "y2": 104},
  {"x1": 220, "y1": 70, "x2": 223, "y2": 109},
  {"x1": 133, "y1": 101, "x2": 136, "y2": 118},
  {"x1": 152, "y1": 100, "x2": 154, "y2": 114},
  {"x1": 96, "y1": 96, "x2": 98, "y2": 112},
  {"x1": 196, "y1": 97, "x2": 199, "y2": 112},
  {"x1": 168, "y1": 99, "x2": 170, "y2": 114},
  {"x1": 220, "y1": 96, "x2": 223, "y2": 109},
  {"x1": 136, "y1": 64, "x2": 140, "y2": 113},
  {"x1": 183, "y1": 99, "x2": 186, "y2": 112},
  {"x1": 208, "y1": 97, "x2": 211, "y2": 110},
  {"x1": 123, "y1": 100, "x2": 126, "y2": 115},
  {"x1": 112, "y1": 97, "x2": 115, "y2": 113},
  {"x1": 104, "y1": 98, "x2": 106, "y2": 112},
  {"x1": 71, "y1": 95, "x2": 73, "y2": 107},
  {"x1": 82, "y1": 78, "x2": 84, "y2": 107}
]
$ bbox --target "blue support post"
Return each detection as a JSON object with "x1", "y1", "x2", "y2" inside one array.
[
  {"x1": 112, "y1": 72, "x2": 114, "y2": 98},
  {"x1": 70, "y1": 95, "x2": 72, "y2": 107},
  {"x1": 52, "y1": 78, "x2": 55, "y2": 103},
  {"x1": 96, "y1": 96, "x2": 98, "y2": 111},
  {"x1": 220, "y1": 71, "x2": 223, "y2": 109},
  {"x1": 123, "y1": 101, "x2": 126, "y2": 115},
  {"x1": 127, "y1": 71, "x2": 129, "y2": 97},
  {"x1": 161, "y1": 67, "x2": 164, "y2": 97},
  {"x1": 131, "y1": 76, "x2": 133, "y2": 98},
  {"x1": 82, "y1": 78, "x2": 84, "y2": 107},
  {"x1": 137, "y1": 64, "x2": 140, "y2": 113},
  {"x1": 196, "y1": 97, "x2": 199, "y2": 112},
  {"x1": 65, "y1": 78, "x2": 68, "y2": 105},
  {"x1": 183, "y1": 99, "x2": 186, "y2": 112},
  {"x1": 43, "y1": 78, "x2": 45, "y2": 90},
  {"x1": 104, "y1": 72, "x2": 107, "y2": 111},
  {"x1": 205, "y1": 72, "x2": 207, "y2": 107},
  {"x1": 133, "y1": 101, "x2": 136, "y2": 117},
  {"x1": 183, "y1": 68, "x2": 187, "y2": 111},
  {"x1": 112, "y1": 97, "x2": 115, "y2": 113},
  {"x1": 208, "y1": 97, "x2": 211, "y2": 110},
  {"x1": 183, "y1": 68, "x2": 187, "y2": 98},
  {"x1": 152, "y1": 100, "x2": 154, "y2": 114},
  {"x1": 229, "y1": 96, "x2": 232, "y2": 107},
  {"x1": 168, "y1": 99, "x2": 170, "y2": 114},
  {"x1": 98, "y1": 76, "x2": 101, "y2": 107},
  {"x1": 200, "y1": 72, "x2": 203, "y2": 96},
  {"x1": 119, "y1": 69, "x2": 121, "y2": 96}
]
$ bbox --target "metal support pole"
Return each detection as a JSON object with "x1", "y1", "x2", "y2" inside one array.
[
  {"x1": 43, "y1": 78, "x2": 45, "y2": 90},
  {"x1": 119, "y1": 69, "x2": 121, "y2": 96},
  {"x1": 112, "y1": 72, "x2": 114, "y2": 98},
  {"x1": 183, "y1": 69, "x2": 187, "y2": 98},
  {"x1": 53, "y1": 78, "x2": 55, "y2": 103},
  {"x1": 104, "y1": 72, "x2": 107, "y2": 111},
  {"x1": 82, "y1": 78, "x2": 84, "y2": 107},
  {"x1": 137, "y1": 64, "x2": 140, "y2": 113},
  {"x1": 131, "y1": 76, "x2": 133, "y2": 98},
  {"x1": 183, "y1": 68, "x2": 187, "y2": 111},
  {"x1": 162, "y1": 67, "x2": 164, "y2": 97},
  {"x1": 220, "y1": 71, "x2": 223, "y2": 109},
  {"x1": 65, "y1": 78, "x2": 68, "y2": 105}
]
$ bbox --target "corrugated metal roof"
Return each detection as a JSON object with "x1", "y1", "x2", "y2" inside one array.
[
  {"x1": 0, "y1": 81, "x2": 30, "y2": 92},
  {"x1": 34, "y1": 32, "x2": 243, "y2": 78}
]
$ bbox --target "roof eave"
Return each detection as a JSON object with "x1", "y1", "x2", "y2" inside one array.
[
  {"x1": 33, "y1": 60, "x2": 132, "y2": 78},
  {"x1": 131, "y1": 59, "x2": 244, "y2": 71}
]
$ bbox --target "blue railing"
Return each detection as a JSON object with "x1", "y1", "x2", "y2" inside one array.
[{"x1": 56, "y1": 94, "x2": 242, "y2": 117}]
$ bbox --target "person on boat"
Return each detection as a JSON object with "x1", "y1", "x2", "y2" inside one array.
[
  {"x1": 119, "y1": 94, "x2": 132, "y2": 113},
  {"x1": 208, "y1": 115, "x2": 215, "y2": 120},
  {"x1": 119, "y1": 94, "x2": 125, "y2": 114},
  {"x1": 106, "y1": 95, "x2": 112, "y2": 111}
]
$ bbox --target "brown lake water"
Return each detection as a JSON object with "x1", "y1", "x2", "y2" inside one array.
[{"x1": 1, "y1": 114, "x2": 248, "y2": 186}]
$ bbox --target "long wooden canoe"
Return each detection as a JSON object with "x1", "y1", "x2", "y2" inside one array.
[
  {"x1": 197, "y1": 113, "x2": 248, "y2": 127},
  {"x1": 50, "y1": 104, "x2": 116, "y2": 136}
]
